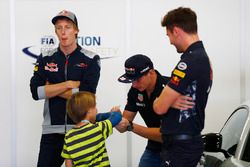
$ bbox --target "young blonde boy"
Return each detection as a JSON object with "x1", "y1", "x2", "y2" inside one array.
[{"x1": 61, "y1": 91, "x2": 122, "y2": 167}]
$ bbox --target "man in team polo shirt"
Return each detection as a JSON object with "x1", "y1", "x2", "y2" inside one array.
[
  {"x1": 116, "y1": 54, "x2": 194, "y2": 167},
  {"x1": 154, "y1": 7, "x2": 213, "y2": 167}
]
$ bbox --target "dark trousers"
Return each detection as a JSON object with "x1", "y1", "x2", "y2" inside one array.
[
  {"x1": 37, "y1": 134, "x2": 65, "y2": 167},
  {"x1": 161, "y1": 135, "x2": 203, "y2": 167},
  {"x1": 139, "y1": 149, "x2": 161, "y2": 167}
]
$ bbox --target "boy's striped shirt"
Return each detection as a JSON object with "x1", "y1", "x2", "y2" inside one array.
[{"x1": 61, "y1": 120, "x2": 112, "y2": 167}]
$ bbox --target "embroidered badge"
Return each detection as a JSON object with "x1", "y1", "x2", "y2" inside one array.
[
  {"x1": 137, "y1": 93, "x2": 143, "y2": 102},
  {"x1": 34, "y1": 66, "x2": 38, "y2": 72},
  {"x1": 177, "y1": 62, "x2": 187, "y2": 70},
  {"x1": 44, "y1": 62, "x2": 58, "y2": 72},
  {"x1": 173, "y1": 69, "x2": 186, "y2": 78},
  {"x1": 126, "y1": 67, "x2": 136, "y2": 75},
  {"x1": 75, "y1": 63, "x2": 88, "y2": 68},
  {"x1": 170, "y1": 76, "x2": 180, "y2": 86}
]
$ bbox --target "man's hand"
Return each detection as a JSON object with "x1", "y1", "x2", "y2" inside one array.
[
  {"x1": 45, "y1": 80, "x2": 79, "y2": 99},
  {"x1": 64, "y1": 80, "x2": 80, "y2": 89},
  {"x1": 172, "y1": 95, "x2": 195, "y2": 110},
  {"x1": 115, "y1": 117, "x2": 129, "y2": 133}
]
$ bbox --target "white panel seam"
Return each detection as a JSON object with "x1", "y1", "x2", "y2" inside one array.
[
  {"x1": 240, "y1": 0, "x2": 246, "y2": 102},
  {"x1": 10, "y1": 0, "x2": 16, "y2": 166}
]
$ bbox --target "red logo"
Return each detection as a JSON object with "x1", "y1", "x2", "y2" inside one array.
[
  {"x1": 170, "y1": 76, "x2": 180, "y2": 86},
  {"x1": 45, "y1": 63, "x2": 58, "y2": 72},
  {"x1": 76, "y1": 63, "x2": 88, "y2": 68}
]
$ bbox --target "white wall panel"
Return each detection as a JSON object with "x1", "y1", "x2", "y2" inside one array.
[
  {"x1": 198, "y1": 0, "x2": 241, "y2": 132},
  {"x1": 242, "y1": 1, "x2": 250, "y2": 101},
  {"x1": 0, "y1": 1, "x2": 13, "y2": 167}
]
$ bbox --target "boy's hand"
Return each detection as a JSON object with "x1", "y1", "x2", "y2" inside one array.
[{"x1": 110, "y1": 105, "x2": 121, "y2": 114}]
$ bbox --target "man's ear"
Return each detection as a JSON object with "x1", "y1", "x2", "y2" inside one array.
[{"x1": 173, "y1": 26, "x2": 180, "y2": 36}]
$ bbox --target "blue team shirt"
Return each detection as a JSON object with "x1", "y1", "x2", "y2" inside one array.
[{"x1": 161, "y1": 41, "x2": 213, "y2": 135}]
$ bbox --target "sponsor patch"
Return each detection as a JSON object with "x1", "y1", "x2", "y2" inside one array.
[
  {"x1": 75, "y1": 63, "x2": 88, "y2": 68},
  {"x1": 34, "y1": 65, "x2": 38, "y2": 72},
  {"x1": 173, "y1": 69, "x2": 186, "y2": 78},
  {"x1": 137, "y1": 93, "x2": 143, "y2": 102},
  {"x1": 177, "y1": 62, "x2": 187, "y2": 70},
  {"x1": 126, "y1": 67, "x2": 136, "y2": 75},
  {"x1": 45, "y1": 62, "x2": 58, "y2": 72},
  {"x1": 170, "y1": 76, "x2": 180, "y2": 86},
  {"x1": 136, "y1": 102, "x2": 145, "y2": 107}
]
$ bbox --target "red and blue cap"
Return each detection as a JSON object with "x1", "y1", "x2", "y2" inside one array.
[
  {"x1": 52, "y1": 10, "x2": 78, "y2": 28},
  {"x1": 118, "y1": 54, "x2": 154, "y2": 83}
]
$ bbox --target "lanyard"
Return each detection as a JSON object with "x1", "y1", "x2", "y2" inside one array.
[{"x1": 81, "y1": 120, "x2": 90, "y2": 123}]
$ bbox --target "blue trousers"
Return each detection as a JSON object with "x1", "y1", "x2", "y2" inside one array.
[{"x1": 139, "y1": 149, "x2": 161, "y2": 167}]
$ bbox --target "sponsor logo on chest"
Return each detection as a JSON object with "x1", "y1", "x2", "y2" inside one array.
[
  {"x1": 136, "y1": 93, "x2": 145, "y2": 107},
  {"x1": 45, "y1": 63, "x2": 58, "y2": 72}
]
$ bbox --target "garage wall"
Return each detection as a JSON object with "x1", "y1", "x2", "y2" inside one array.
[
  {"x1": 0, "y1": 0, "x2": 249, "y2": 166},
  {"x1": 241, "y1": 0, "x2": 250, "y2": 101},
  {"x1": 0, "y1": 0, "x2": 15, "y2": 167}
]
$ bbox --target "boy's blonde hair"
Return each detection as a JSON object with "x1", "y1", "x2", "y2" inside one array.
[{"x1": 66, "y1": 91, "x2": 96, "y2": 123}]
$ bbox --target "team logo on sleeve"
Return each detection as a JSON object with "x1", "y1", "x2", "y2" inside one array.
[
  {"x1": 177, "y1": 62, "x2": 187, "y2": 70},
  {"x1": 171, "y1": 62, "x2": 187, "y2": 80},
  {"x1": 170, "y1": 76, "x2": 180, "y2": 86},
  {"x1": 173, "y1": 69, "x2": 186, "y2": 78},
  {"x1": 33, "y1": 63, "x2": 39, "y2": 72},
  {"x1": 34, "y1": 65, "x2": 38, "y2": 72}
]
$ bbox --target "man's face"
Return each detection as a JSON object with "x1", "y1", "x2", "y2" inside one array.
[
  {"x1": 166, "y1": 28, "x2": 175, "y2": 45},
  {"x1": 131, "y1": 72, "x2": 150, "y2": 92},
  {"x1": 55, "y1": 19, "x2": 78, "y2": 48},
  {"x1": 166, "y1": 28, "x2": 183, "y2": 53}
]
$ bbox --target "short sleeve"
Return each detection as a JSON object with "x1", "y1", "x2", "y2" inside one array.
[
  {"x1": 168, "y1": 58, "x2": 196, "y2": 94},
  {"x1": 124, "y1": 88, "x2": 139, "y2": 112},
  {"x1": 61, "y1": 138, "x2": 71, "y2": 159},
  {"x1": 97, "y1": 120, "x2": 113, "y2": 140}
]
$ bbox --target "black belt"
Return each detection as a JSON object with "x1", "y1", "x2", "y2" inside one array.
[{"x1": 164, "y1": 134, "x2": 201, "y2": 141}]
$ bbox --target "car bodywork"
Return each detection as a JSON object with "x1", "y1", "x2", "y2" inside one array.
[{"x1": 201, "y1": 100, "x2": 250, "y2": 167}]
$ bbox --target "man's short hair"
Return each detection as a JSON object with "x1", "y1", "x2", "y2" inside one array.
[{"x1": 161, "y1": 7, "x2": 197, "y2": 34}]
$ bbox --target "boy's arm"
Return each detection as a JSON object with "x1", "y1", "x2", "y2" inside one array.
[
  {"x1": 96, "y1": 112, "x2": 111, "y2": 121},
  {"x1": 96, "y1": 112, "x2": 122, "y2": 127}
]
